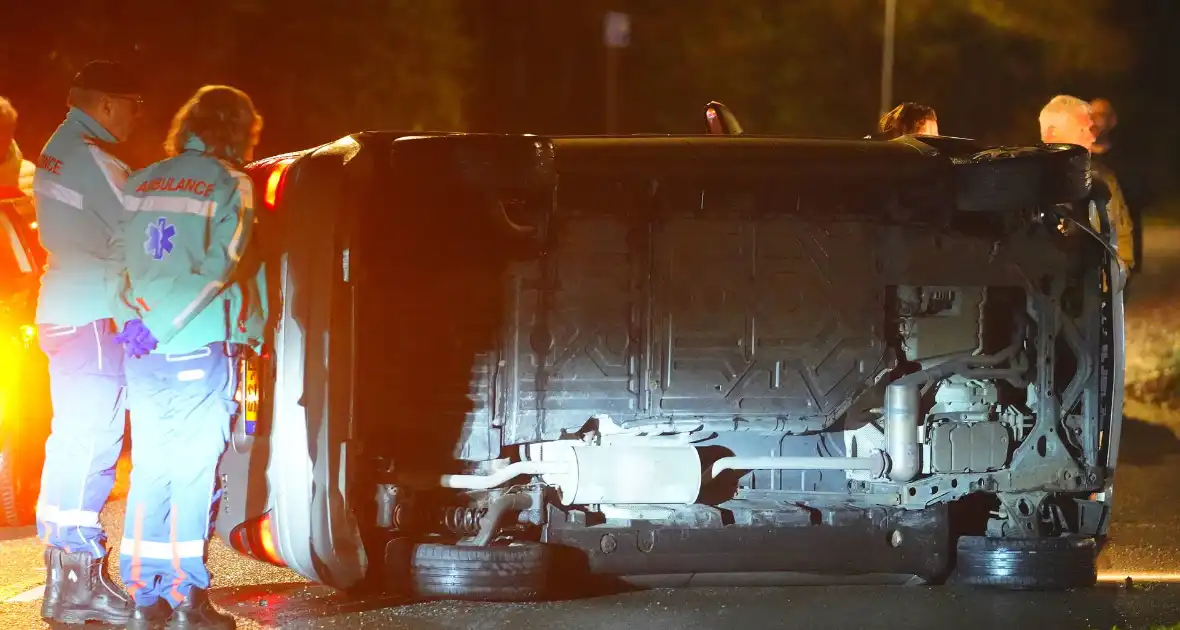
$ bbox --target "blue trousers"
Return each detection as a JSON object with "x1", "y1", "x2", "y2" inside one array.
[
  {"x1": 118, "y1": 342, "x2": 238, "y2": 606},
  {"x1": 35, "y1": 319, "x2": 127, "y2": 557}
]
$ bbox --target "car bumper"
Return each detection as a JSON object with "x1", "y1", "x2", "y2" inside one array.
[{"x1": 543, "y1": 504, "x2": 952, "y2": 584}]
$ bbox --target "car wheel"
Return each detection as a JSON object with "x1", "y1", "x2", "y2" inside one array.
[
  {"x1": 0, "y1": 441, "x2": 31, "y2": 527},
  {"x1": 411, "y1": 541, "x2": 550, "y2": 602},
  {"x1": 951, "y1": 535, "x2": 1098, "y2": 590},
  {"x1": 953, "y1": 143, "x2": 1091, "y2": 213}
]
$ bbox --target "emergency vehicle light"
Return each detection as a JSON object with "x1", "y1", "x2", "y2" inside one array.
[{"x1": 0, "y1": 322, "x2": 34, "y2": 410}]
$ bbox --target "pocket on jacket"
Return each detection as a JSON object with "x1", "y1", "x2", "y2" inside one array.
[{"x1": 37, "y1": 320, "x2": 124, "y2": 377}]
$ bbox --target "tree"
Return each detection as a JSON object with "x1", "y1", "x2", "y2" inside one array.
[
  {"x1": 234, "y1": 0, "x2": 470, "y2": 147},
  {"x1": 4, "y1": 1, "x2": 471, "y2": 164},
  {"x1": 896, "y1": 0, "x2": 1129, "y2": 142},
  {"x1": 622, "y1": 0, "x2": 1127, "y2": 142}
]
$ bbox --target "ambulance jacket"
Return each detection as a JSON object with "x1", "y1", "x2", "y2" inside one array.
[
  {"x1": 115, "y1": 134, "x2": 267, "y2": 355},
  {"x1": 31, "y1": 108, "x2": 136, "y2": 326}
]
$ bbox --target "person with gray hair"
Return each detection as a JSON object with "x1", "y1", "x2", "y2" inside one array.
[
  {"x1": 1039, "y1": 95, "x2": 1097, "y2": 151},
  {"x1": 1038, "y1": 94, "x2": 1135, "y2": 272},
  {"x1": 0, "y1": 96, "x2": 21, "y2": 191}
]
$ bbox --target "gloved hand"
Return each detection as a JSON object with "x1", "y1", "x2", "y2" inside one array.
[{"x1": 115, "y1": 319, "x2": 159, "y2": 358}]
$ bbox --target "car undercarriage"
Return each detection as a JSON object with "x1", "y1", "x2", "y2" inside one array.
[
  {"x1": 340, "y1": 134, "x2": 1123, "y2": 596},
  {"x1": 217, "y1": 127, "x2": 1124, "y2": 599}
]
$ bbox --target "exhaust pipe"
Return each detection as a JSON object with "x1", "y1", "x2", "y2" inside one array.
[
  {"x1": 710, "y1": 453, "x2": 888, "y2": 480},
  {"x1": 885, "y1": 378, "x2": 923, "y2": 483},
  {"x1": 884, "y1": 317, "x2": 1028, "y2": 482}
]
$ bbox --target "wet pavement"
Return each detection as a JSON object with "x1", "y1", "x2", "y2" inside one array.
[
  {"x1": 4, "y1": 226, "x2": 1180, "y2": 629},
  {"x1": 4, "y1": 478, "x2": 1180, "y2": 629}
]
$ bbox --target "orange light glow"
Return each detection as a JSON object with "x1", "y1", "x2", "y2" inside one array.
[
  {"x1": 258, "y1": 512, "x2": 284, "y2": 566},
  {"x1": 1098, "y1": 572, "x2": 1180, "y2": 583},
  {"x1": 263, "y1": 159, "x2": 295, "y2": 210},
  {"x1": 29, "y1": 221, "x2": 37, "y2": 230}
]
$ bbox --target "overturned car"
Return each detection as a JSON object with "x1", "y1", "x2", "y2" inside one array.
[{"x1": 214, "y1": 105, "x2": 1125, "y2": 599}]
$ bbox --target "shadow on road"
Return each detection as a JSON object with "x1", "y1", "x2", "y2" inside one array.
[
  {"x1": 0, "y1": 526, "x2": 35, "y2": 542},
  {"x1": 1117, "y1": 416, "x2": 1180, "y2": 466}
]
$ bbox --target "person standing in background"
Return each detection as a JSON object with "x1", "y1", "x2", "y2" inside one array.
[
  {"x1": 1, "y1": 96, "x2": 23, "y2": 194},
  {"x1": 1040, "y1": 95, "x2": 1135, "y2": 274},
  {"x1": 1091, "y1": 98, "x2": 1145, "y2": 271},
  {"x1": 2, "y1": 96, "x2": 40, "y2": 220}
]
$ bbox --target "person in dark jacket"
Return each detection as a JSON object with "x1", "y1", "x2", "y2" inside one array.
[
  {"x1": 1, "y1": 96, "x2": 22, "y2": 193},
  {"x1": 1040, "y1": 95, "x2": 1135, "y2": 274},
  {"x1": 1090, "y1": 98, "x2": 1146, "y2": 271}
]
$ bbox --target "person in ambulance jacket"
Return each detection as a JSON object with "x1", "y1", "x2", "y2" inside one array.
[
  {"x1": 30, "y1": 61, "x2": 143, "y2": 628},
  {"x1": 112, "y1": 85, "x2": 266, "y2": 630}
]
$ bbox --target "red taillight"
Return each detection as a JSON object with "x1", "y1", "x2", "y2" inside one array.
[
  {"x1": 258, "y1": 512, "x2": 281, "y2": 563},
  {"x1": 228, "y1": 510, "x2": 286, "y2": 567},
  {"x1": 262, "y1": 158, "x2": 295, "y2": 211}
]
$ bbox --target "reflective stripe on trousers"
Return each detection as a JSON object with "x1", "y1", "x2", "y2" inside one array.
[
  {"x1": 34, "y1": 319, "x2": 126, "y2": 557},
  {"x1": 118, "y1": 342, "x2": 238, "y2": 607}
]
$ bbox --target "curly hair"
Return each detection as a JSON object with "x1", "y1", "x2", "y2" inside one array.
[
  {"x1": 877, "y1": 102, "x2": 937, "y2": 139},
  {"x1": 164, "y1": 85, "x2": 262, "y2": 164}
]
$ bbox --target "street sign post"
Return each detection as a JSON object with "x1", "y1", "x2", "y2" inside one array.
[
  {"x1": 604, "y1": 12, "x2": 631, "y2": 133},
  {"x1": 880, "y1": 0, "x2": 897, "y2": 116},
  {"x1": 604, "y1": 11, "x2": 631, "y2": 49}
]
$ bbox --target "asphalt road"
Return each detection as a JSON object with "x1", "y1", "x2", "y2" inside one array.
[{"x1": 4, "y1": 226, "x2": 1180, "y2": 629}]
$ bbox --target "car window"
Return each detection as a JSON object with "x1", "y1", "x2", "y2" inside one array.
[{"x1": 0, "y1": 204, "x2": 32, "y2": 280}]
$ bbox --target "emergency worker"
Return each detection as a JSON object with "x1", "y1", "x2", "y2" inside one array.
[
  {"x1": 1039, "y1": 94, "x2": 1135, "y2": 272},
  {"x1": 114, "y1": 85, "x2": 265, "y2": 630},
  {"x1": 31, "y1": 61, "x2": 142, "y2": 627}
]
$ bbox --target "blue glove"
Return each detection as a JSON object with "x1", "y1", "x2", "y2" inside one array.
[{"x1": 115, "y1": 319, "x2": 159, "y2": 358}]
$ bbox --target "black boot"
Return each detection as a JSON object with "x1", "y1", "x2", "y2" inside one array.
[
  {"x1": 39, "y1": 547, "x2": 65, "y2": 622},
  {"x1": 40, "y1": 546, "x2": 134, "y2": 625},
  {"x1": 126, "y1": 599, "x2": 173, "y2": 630},
  {"x1": 165, "y1": 588, "x2": 234, "y2": 630}
]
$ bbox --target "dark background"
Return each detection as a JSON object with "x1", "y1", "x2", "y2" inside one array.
[{"x1": 2, "y1": 0, "x2": 1177, "y2": 204}]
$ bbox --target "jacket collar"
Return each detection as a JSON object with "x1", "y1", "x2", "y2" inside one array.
[
  {"x1": 66, "y1": 107, "x2": 118, "y2": 144},
  {"x1": 183, "y1": 134, "x2": 208, "y2": 153}
]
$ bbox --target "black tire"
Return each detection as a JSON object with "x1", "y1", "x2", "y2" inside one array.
[
  {"x1": 411, "y1": 542, "x2": 550, "y2": 602},
  {"x1": 0, "y1": 442, "x2": 29, "y2": 527},
  {"x1": 952, "y1": 535, "x2": 1098, "y2": 590},
  {"x1": 953, "y1": 143, "x2": 1091, "y2": 213}
]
